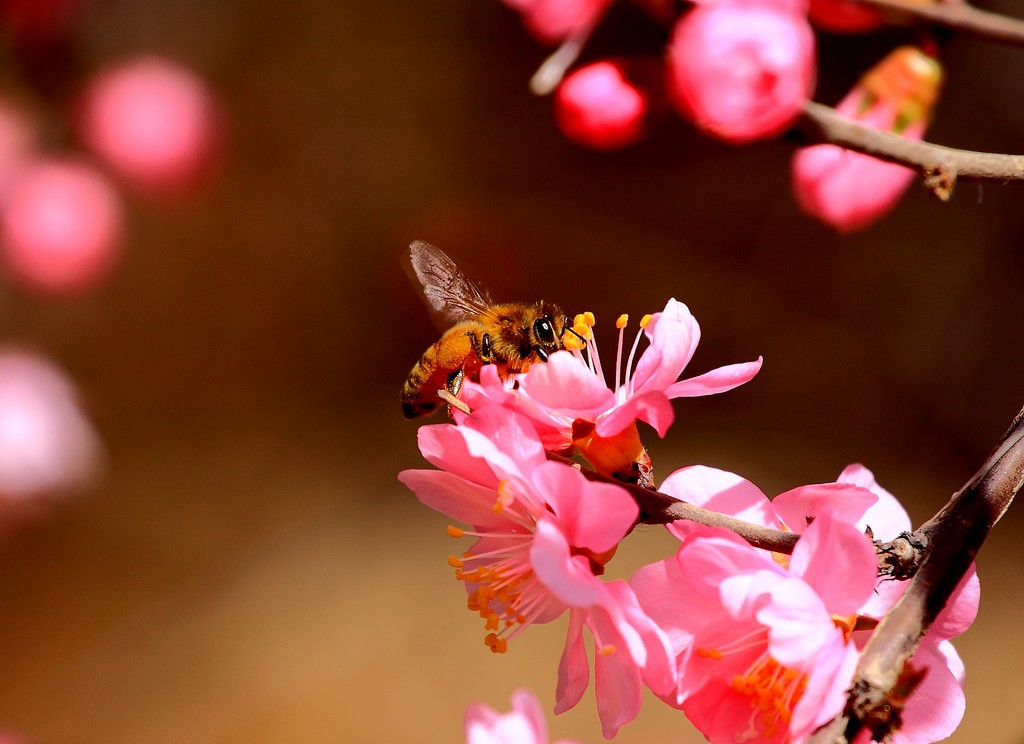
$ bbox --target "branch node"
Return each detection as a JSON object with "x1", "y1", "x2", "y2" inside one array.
[
  {"x1": 923, "y1": 163, "x2": 957, "y2": 201},
  {"x1": 875, "y1": 530, "x2": 928, "y2": 580}
]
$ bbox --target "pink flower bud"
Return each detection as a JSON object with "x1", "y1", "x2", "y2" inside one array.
[
  {"x1": 792, "y1": 47, "x2": 943, "y2": 233},
  {"x1": 0, "y1": 158, "x2": 123, "y2": 293},
  {"x1": 667, "y1": 2, "x2": 816, "y2": 144},
  {"x1": 501, "y1": 0, "x2": 612, "y2": 43},
  {"x1": 78, "y1": 56, "x2": 218, "y2": 193},
  {"x1": 0, "y1": 350, "x2": 101, "y2": 500},
  {"x1": 808, "y1": 0, "x2": 883, "y2": 32},
  {"x1": 554, "y1": 60, "x2": 650, "y2": 149}
]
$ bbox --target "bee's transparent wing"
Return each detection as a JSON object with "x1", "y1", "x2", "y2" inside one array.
[{"x1": 406, "y1": 240, "x2": 493, "y2": 326}]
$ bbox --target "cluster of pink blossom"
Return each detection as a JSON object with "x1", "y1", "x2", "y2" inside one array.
[
  {"x1": 0, "y1": 2, "x2": 220, "y2": 515},
  {"x1": 503, "y1": 0, "x2": 944, "y2": 233},
  {"x1": 400, "y1": 299, "x2": 978, "y2": 743},
  {"x1": 0, "y1": 0, "x2": 218, "y2": 295}
]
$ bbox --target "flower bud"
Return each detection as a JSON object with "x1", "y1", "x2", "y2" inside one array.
[
  {"x1": 554, "y1": 59, "x2": 652, "y2": 149},
  {"x1": 667, "y1": 2, "x2": 816, "y2": 144},
  {"x1": 78, "y1": 56, "x2": 218, "y2": 193},
  {"x1": 501, "y1": 0, "x2": 612, "y2": 43},
  {"x1": 792, "y1": 47, "x2": 943, "y2": 233},
  {"x1": 0, "y1": 158, "x2": 123, "y2": 293}
]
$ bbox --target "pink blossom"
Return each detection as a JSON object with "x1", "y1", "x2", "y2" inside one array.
[
  {"x1": 0, "y1": 349, "x2": 101, "y2": 500},
  {"x1": 460, "y1": 299, "x2": 761, "y2": 480},
  {"x1": 501, "y1": 0, "x2": 612, "y2": 44},
  {"x1": 667, "y1": 2, "x2": 816, "y2": 144},
  {"x1": 807, "y1": 0, "x2": 882, "y2": 32},
  {"x1": 632, "y1": 513, "x2": 877, "y2": 743},
  {"x1": 465, "y1": 689, "x2": 584, "y2": 744},
  {"x1": 554, "y1": 60, "x2": 649, "y2": 150},
  {"x1": 399, "y1": 407, "x2": 674, "y2": 736},
  {"x1": 78, "y1": 56, "x2": 218, "y2": 193},
  {"x1": 0, "y1": 158, "x2": 122, "y2": 293},
  {"x1": 792, "y1": 46, "x2": 943, "y2": 233},
  {"x1": 656, "y1": 463, "x2": 881, "y2": 542},
  {"x1": 839, "y1": 464, "x2": 976, "y2": 744}
]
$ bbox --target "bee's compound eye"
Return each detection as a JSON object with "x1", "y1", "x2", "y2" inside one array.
[{"x1": 534, "y1": 316, "x2": 555, "y2": 344}]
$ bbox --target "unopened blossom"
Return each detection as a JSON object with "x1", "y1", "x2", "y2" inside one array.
[
  {"x1": 554, "y1": 60, "x2": 650, "y2": 150},
  {"x1": 465, "y1": 689, "x2": 584, "y2": 744},
  {"x1": 461, "y1": 299, "x2": 761, "y2": 483},
  {"x1": 667, "y1": 2, "x2": 816, "y2": 143},
  {"x1": 0, "y1": 158, "x2": 122, "y2": 293},
  {"x1": 78, "y1": 56, "x2": 218, "y2": 192},
  {"x1": 0, "y1": 349, "x2": 101, "y2": 500},
  {"x1": 840, "y1": 464, "x2": 977, "y2": 744},
  {"x1": 399, "y1": 407, "x2": 674, "y2": 736},
  {"x1": 501, "y1": 0, "x2": 612, "y2": 44},
  {"x1": 632, "y1": 512, "x2": 877, "y2": 743},
  {"x1": 792, "y1": 46, "x2": 943, "y2": 233},
  {"x1": 807, "y1": 0, "x2": 882, "y2": 33}
]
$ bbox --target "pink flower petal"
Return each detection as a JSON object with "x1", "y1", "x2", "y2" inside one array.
[
  {"x1": 398, "y1": 469, "x2": 518, "y2": 531},
  {"x1": 661, "y1": 466, "x2": 778, "y2": 535},
  {"x1": 531, "y1": 518, "x2": 606, "y2": 607},
  {"x1": 519, "y1": 351, "x2": 615, "y2": 417},
  {"x1": 788, "y1": 512, "x2": 877, "y2": 615},
  {"x1": 665, "y1": 357, "x2": 763, "y2": 398},
  {"x1": 630, "y1": 299, "x2": 699, "y2": 394},
  {"x1": 535, "y1": 461, "x2": 637, "y2": 553},
  {"x1": 555, "y1": 610, "x2": 590, "y2": 714},
  {"x1": 771, "y1": 482, "x2": 878, "y2": 532}
]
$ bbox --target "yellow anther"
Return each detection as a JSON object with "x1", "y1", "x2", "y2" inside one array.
[
  {"x1": 583, "y1": 311, "x2": 595, "y2": 326},
  {"x1": 639, "y1": 313, "x2": 653, "y2": 328},
  {"x1": 616, "y1": 314, "x2": 628, "y2": 329},
  {"x1": 447, "y1": 525, "x2": 464, "y2": 538},
  {"x1": 448, "y1": 555, "x2": 464, "y2": 568},
  {"x1": 563, "y1": 334, "x2": 585, "y2": 351},
  {"x1": 573, "y1": 313, "x2": 586, "y2": 327}
]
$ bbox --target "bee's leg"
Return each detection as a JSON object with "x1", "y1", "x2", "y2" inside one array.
[
  {"x1": 480, "y1": 332, "x2": 493, "y2": 363},
  {"x1": 533, "y1": 346, "x2": 549, "y2": 362},
  {"x1": 445, "y1": 368, "x2": 465, "y2": 398}
]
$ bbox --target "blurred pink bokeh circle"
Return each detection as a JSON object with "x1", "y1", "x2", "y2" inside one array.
[
  {"x1": 79, "y1": 55, "x2": 218, "y2": 191},
  {"x1": 0, "y1": 349, "x2": 101, "y2": 500},
  {"x1": 0, "y1": 158, "x2": 123, "y2": 293}
]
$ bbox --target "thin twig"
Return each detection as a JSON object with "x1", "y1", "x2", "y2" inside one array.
[
  {"x1": 798, "y1": 101, "x2": 1024, "y2": 200},
  {"x1": 545, "y1": 450, "x2": 801, "y2": 553},
  {"x1": 855, "y1": 0, "x2": 1024, "y2": 48},
  {"x1": 810, "y1": 407, "x2": 1024, "y2": 744}
]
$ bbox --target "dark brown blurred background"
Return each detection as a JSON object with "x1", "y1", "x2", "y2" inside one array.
[{"x1": 0, "y1": 1, "x2": 1022, "y2": 742}]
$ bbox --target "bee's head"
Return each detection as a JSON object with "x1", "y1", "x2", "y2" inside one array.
[{"x1": 531, "y1": 302, "x2": 569, "y2": 361}]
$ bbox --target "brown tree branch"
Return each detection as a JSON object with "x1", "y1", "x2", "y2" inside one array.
[
  {"x1": 809, "y1": 407, "x2": 1024, "y2": 744},
  {"x1": 855, "y1": 0, "x2": 1024, "y2": 48},
  {"x1": 798, "y1": 101, "x2": 1024, "y2": 200}
]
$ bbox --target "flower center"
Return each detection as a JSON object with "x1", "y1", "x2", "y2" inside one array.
[
  {"x1": 696, "y1": 629, "x2": 808, "y2": 741},
  {"x1": 729, "y1": 652, "x2": 808, "y2": 741},
  {"x1": 445, "y1": 509, "x2": 555, "y2": 654}
]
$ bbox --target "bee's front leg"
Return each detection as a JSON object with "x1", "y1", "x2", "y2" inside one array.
[{"x1": 445, "y1": 368, "x2": 465, "y2": 398}]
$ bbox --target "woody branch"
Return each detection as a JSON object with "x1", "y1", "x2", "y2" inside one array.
[
  {"x1": 797, "y1": 101, "x2": 1024, "y2": 200},
  {"x1": 809, "y1": 406, "x2": 1024, "y2": 744}
]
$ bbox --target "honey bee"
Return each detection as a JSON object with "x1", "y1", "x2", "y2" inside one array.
[{"x1": 401, "y1": 240, "x2": 571, "y2": 419}]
